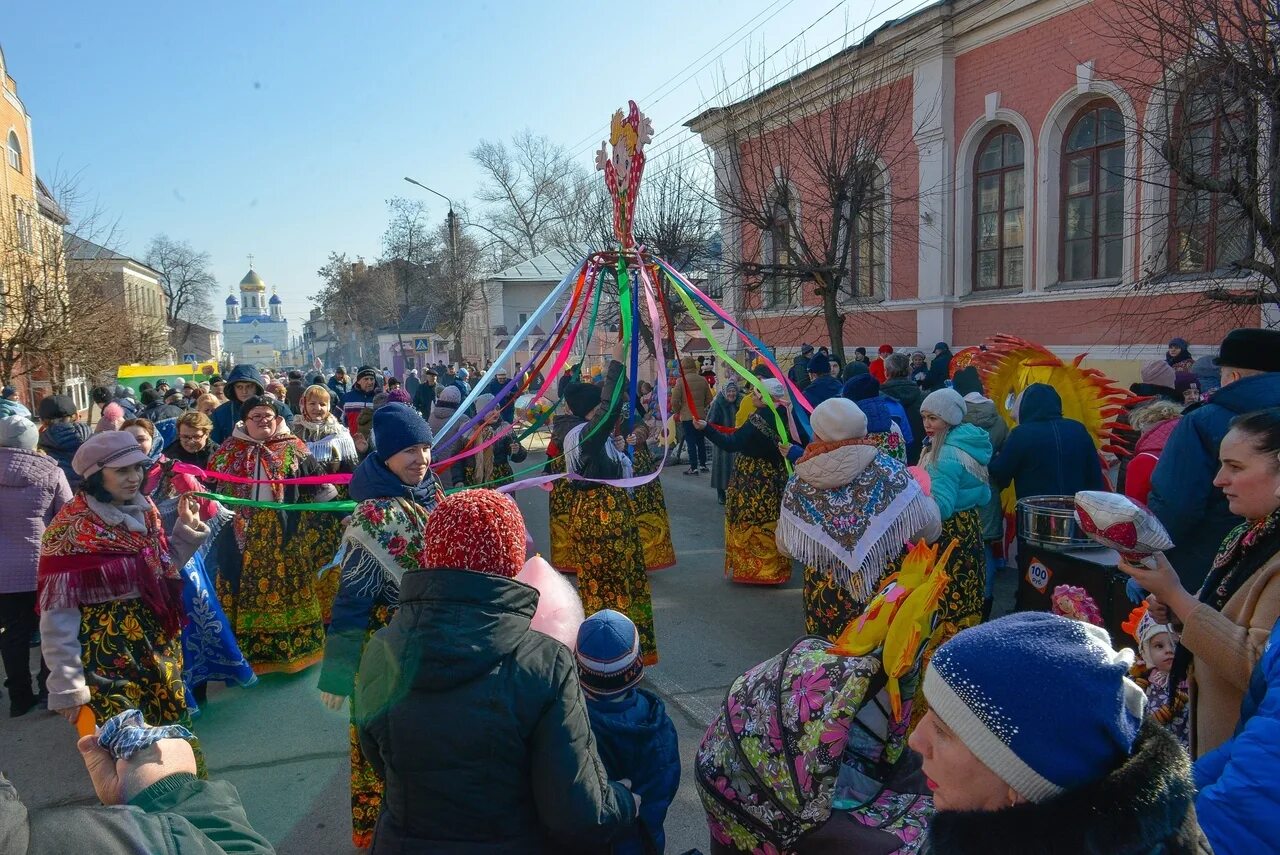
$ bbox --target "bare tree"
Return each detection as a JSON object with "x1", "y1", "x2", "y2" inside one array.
[
  {"x1": 424, "y1": 219, "x2": 486, "y2": 363},
  {"x1": 694, "y1": 41, "x2": 921, "y2": 363},
  {"x1": 144, "y1": 234, "x2": 217, "y2": 348},
  {"x1": 472, "y1": 131, "x2": 595, "y2": 264},
  {"x1": 312, "y1": 252, "x2": 399, "y2": 367},
  {"x1": 1102, "y1": 0, "x2": 1279, "y2": 324}
]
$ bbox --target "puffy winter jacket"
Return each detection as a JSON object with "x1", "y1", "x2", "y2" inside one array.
[
  {"x1": 585, "y1": 689, "x2": 681, "y2": 855},
  {"x1": 210, "y1": 365, "x2": 266, "y2": 445},
  {"x1": 1123, "y1": 417, "x2": 1179, "y2": 506},
  {"x1": 1150, "y1": 372, "x2": 1280, "y2": 589},
  {"x1": 989, "y1": 384, "x2": 1104, "y2": 501},
  {"x1": 925, "y1": 422, "x2": 992, "y2": 521},
  {"x1": 0, "y1": 448, "x2": 71, "y2": 594},
  {"x1": 36, "y1": 421, "x2": 91, "y2": 492},
  {"x1": 1194, "y1": 619, "x2": 1280, "y2": 855},
  {"x1": 963, "y1": 396, "x2": 1009, "y2": 542},
  {"x1": 356, "y1": 568, "x2": 635, "y2": 853},
  {"x1": 0, "y1": 773, "x2": 275, "y2": 855}
]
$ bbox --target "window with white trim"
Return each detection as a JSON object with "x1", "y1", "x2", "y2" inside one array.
[
  {"x1": 761, "y1": 185, "x2": 799, "y2": 308},
  {"x1": 6, "y1": 132, "x2": 21, "y2": 172},
  {"x1": 973, "y1": 127, "x2": 1025, "y2": 291},
  {"x1": 1061, "y1": 101, "x2": 1125, "y2": 281}
]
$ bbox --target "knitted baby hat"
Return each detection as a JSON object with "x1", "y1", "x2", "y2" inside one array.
[
  {"x1": 575, "y1": 609, "x2": 644, "y2": 698},
  {"x1": 422, "y1": 488, "x2": 527, "y2": 577},
  {"x1": 920, "y1": 388, "x2": 966, "y2": 426},
  {"x1": 923, "y1": 612, "x2": 1144, "y2": 803}
]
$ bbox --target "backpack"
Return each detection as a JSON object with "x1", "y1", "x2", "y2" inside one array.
[{"x1": 695, "y1": 636, "x2": 886, "y2": 853}]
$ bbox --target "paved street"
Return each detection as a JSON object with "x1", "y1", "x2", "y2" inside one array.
[
  {"x1": 0, "y1": 450, "x2": 1020, "y2": 852},
  {"x1": 0, "y1": 454, "x2": 805, "y2": 853}
]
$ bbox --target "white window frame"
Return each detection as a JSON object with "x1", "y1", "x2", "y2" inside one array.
[{"x1": 6, "y1": 131, "x2": 21, "y2": 172}]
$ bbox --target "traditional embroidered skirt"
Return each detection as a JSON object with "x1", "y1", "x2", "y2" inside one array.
[
  {"x1": 180, "y1": 516, "x2": 256, "y2": 707},
  {"x1": 546, "y1": 455, "x2": 578, "y2": 574},
  {"x1": 349, "y1": 603, "x2": 395, "y2": 849},
  {"x1": 217, "y1": 508, "x2": 326, "y2": 674},
  {"x1": 630, "y1": 445, "x2": 676, "y2": 571},
  {"x1": 567, "y1": 484, "x2": 658, "y2": 663},
  {"x1": 81, "y1": 597, "x2": 190, "y2": 727},
  {"x1": 802, "y1": 546, "x2": 908, "y2": 641},
  {"x1": 724, "y1": 455, "x2": 791, "y2": 585},
  {"x1": 296, "y1": 508, "x2": 346, "y2": 626}
]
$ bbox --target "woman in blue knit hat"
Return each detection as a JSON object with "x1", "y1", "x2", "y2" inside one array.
[
  {"x1": 317, "y1": 402, "x2": 443, "y2": 849},
  {"x1": 909, "y1": 612, "x2": 1208, "y2": 853}
]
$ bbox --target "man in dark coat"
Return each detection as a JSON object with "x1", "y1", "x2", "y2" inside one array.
[
  {"x1": 1149, "y1": 327, "x2": 1280, "y2": 588},
  {"x1": 356, "y1": 490, "x2": 637, "y2": 852},
  {"x1": 880, "y1": 352, "x2": 926, "y2": 464},
  {"x1": 788, "y1": 343, "x2": 814, "y2": 392},
  {"x1": 36, "y1": 395, "x2": 92, "y2": 491},
  {"x1": 412, "y1": 367, "x2": 437, "y2": 422},
  {"x1": 284, "y1": 370, "x2": 306, "y2": 413},
  {"x1": 989, "y1": 383, "x2": 1104, "y2": 501},
  {"x1": 327, "y1": 366, "x2": 350, "y2": 399},
  {"x1": 924, "y1": 341, "x2": 953, "y2": 392}
]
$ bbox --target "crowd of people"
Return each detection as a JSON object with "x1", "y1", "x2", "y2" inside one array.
[{"x1": 0, "y1": 324, "x2": 1277, "y2": 854}]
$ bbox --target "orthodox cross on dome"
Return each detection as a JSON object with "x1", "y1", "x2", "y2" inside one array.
[
  {"x1": 595, "y1": 100, "x2": 653, "y2": 248},
  {"x1": 247, "y1": 253, "x2": 255, "y2": 269}
]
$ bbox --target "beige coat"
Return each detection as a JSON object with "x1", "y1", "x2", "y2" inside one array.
[
  {"x1": 1182, "y1": 549, "x2": 1280, "y2": 757},
  {"x1": 673, "y1": 364, "x2": 712, "y2": 421}
]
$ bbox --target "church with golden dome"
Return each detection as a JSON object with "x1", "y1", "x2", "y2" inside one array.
[{"x1": 223, "y1": 265, "x2": 289, "y2": 366}]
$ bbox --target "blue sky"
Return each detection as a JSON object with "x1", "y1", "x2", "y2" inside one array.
[{"x1": 4, "y1": 0, "x2": 907, "y2": 332}]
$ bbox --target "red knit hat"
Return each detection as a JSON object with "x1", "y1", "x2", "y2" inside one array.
[
  {"x1": 878, "y1": 344, "x2": 894, "y2": 355},
  {"x1": 422, "y1": 489, "x2": 527, "y2": 577}
]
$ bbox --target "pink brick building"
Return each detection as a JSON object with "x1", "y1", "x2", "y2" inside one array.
[{"x1": 688, "y1": 0, "x2": 1269, "y2": 365}]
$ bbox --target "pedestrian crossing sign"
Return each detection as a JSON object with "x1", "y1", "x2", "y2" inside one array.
[{"x1": 414, "y1": 338, "x2": 431, "y2": 351}]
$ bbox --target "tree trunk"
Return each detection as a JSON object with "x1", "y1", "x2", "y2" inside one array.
[{"x1": 817, "y1": 274, "x2": 846, "y2": 365}]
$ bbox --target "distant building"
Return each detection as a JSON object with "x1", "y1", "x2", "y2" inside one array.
[
  {"x1": 377, "y1": 306, "x2": 450, "y2": 378},
  {"x1": 66, "y1": 235, "x2": 174, "y2": 364},
  {"x1": 223, "y1": 267, "x2": 289, "y2": 367},
  {"x1": 170, "y1": 320, "x2": 222, "y2": 364}
]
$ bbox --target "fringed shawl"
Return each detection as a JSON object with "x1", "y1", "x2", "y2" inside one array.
[
  {"x1": 291, "y1": 415, "x2": 358, "y2": 464},
  {"x1": 38, "y1": 494, "x2": 185, "y2": 636},
  {"x1": 336, "y1": 496, "x2": 434, "y2": 607},
  {"x1": 778, "y1": 439, "x2": 936, "y2": 601}
]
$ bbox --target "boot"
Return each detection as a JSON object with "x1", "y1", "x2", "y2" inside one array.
[{"x1": 981, "y1": 596, "x2": 994, "y2": 622}]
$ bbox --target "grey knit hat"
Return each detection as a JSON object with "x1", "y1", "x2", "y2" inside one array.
[{"x1": 920, "y1": 388, "x2": 966, "y2": 426}]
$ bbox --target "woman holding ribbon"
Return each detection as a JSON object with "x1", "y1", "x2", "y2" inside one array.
[
  {"x1": 318, "y1": 403, "x2": 443, "y2": 849},
  {"x1": 38, "y1": 431, "x2": 209, "y2": 736},
  {"x1": 291, "y1": 384, "x2": 359, "y2": 623},
  {"x1": 207, "y1": 397, "x2": 337, "y2": 674},
  {"x1": 696, "y1": 378, "x2": 793, "y2": 585},
  {"x1": 121, "y1": 418, "x2": 254, "y2": 712},
  {"x1": 706, "y1": 380, "x2": 740, "y2": 505},
  {"x1": 462, "y1": 393, "x2": 527, "y2": 488},
  {"x1": 556, "y1": 344, "x2": 657, "y2": 663}
]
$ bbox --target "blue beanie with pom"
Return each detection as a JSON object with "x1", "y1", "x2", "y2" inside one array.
[{"x1": 923, "y1": 612, "x2": 1145, "y2": 803}]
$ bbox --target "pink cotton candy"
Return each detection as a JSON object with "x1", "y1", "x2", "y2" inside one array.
[
  {"x1": 908, "y1": 465, "x2": 932, "y2": 497},
  {"x1": 516, "y1": 554, "x2": 584, "y2": 650}
]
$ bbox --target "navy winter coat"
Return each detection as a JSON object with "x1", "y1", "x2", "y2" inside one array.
[
  {"x1": 989, "y1": 384, "x2": 1104, "y2": 501},
  {"x1": 210, "y1": 365, "x2": 265, "y2": 445},
  {"x1": 1195, "y1": 619, "x2": 1280, "y2": 855},
  {"x1": 1149, "y1": 372, "x2": 1280, "y2": 589},
  {"x1": 585, "y1": 689, "x2": 680, "y2": 855}
]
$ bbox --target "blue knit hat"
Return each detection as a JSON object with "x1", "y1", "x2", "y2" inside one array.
[
  {"x1": 373, "y1": 403, "x2": 434, "y2": 462},
  {"x1": 575, "y1": 609, "x2": 644, "y2": 698},
  {"x1": 923, "y1": 612, "x2": 1145, "y2": 803}
]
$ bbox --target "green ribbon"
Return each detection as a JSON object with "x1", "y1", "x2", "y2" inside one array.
[{"x1": 193, "y1": 492, "x2": 358, "y2": 512}]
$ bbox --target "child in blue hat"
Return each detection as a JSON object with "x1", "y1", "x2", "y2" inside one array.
[{"x1": 576, "y1": 609, "x2": 680, "y2": 855}]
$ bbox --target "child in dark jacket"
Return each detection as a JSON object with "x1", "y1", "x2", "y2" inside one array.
[{"x1": 576, "y1": 610, "x2": 680, "y2": 855}]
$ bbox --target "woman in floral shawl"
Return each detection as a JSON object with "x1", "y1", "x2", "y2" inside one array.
[
  {"x1": 207, "y1": 396, "x2": 336, "y2": 675},
  {"x1": 38, "y1": 431, "x2": 209, "y2": 735},
  {"x1": 778, "y1": 398, "x2": 940, "y2": 639},
  {"x1": 696, "y1": 379, "x2": 793, "y2": 585},
  {"x1": 122, "y1": 418, "x2": 254, "y2": 713},
  {"x1": 706, "y1": 381, "x2": 740, "y2": 505},
  {"x1": 318, "y1": 403, "x2": 442, "y2": 849},
  {"x1": 291, "y1": 384, "x2": 359, "y2": 624}
]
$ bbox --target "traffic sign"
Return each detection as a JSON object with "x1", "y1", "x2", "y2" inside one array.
[
  {"x1": 182, "y1": 353, "x2": 197, "y2": 363},
  {"x1": 414, "y1": 338, "x2": 431, "y2": 352}
]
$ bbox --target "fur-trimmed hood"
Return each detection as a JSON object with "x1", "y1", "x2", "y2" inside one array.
[{"x1": 923, "y1": 722, "x2": 1209, "y2": 854}]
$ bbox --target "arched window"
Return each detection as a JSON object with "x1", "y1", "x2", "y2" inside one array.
[
  {"x1": 1168, "y1": 80, "x2": 1253, "y2": 273},
  {"x1": 973, "y1": 127, "x2": 1024, "y2": 291},
  {"x1": 6, "y1": 131, "x2": 21, "y2": 172},
  {"x1": 1061, "y1": 101, "x2": 1125, "y2": 281}
]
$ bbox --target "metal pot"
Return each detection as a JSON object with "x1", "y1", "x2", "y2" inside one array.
[{"x1": 1017, "y1": 495, "x2": 1095, "y2": 552}]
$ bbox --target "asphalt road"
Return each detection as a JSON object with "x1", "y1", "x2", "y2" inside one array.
[{"x1": 0, "y1": 452, "x2": 1016, "y2": 853}]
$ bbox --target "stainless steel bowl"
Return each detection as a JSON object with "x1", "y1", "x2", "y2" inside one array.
[{"x1": 1016, "y1": 495, "x2": 1095, "y2": 551}]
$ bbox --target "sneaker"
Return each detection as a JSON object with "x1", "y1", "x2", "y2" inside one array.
[
  {"x1": 699, "y1": 465, "x2": 709, "y2": 472},
  {"x1": 684, "y1": 469, "x2": 699, "y2": 476}
]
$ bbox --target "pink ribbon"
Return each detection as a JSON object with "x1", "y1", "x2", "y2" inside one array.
[{"x1": 171, "y1": 461, "x2": 353, "y2": 486}]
